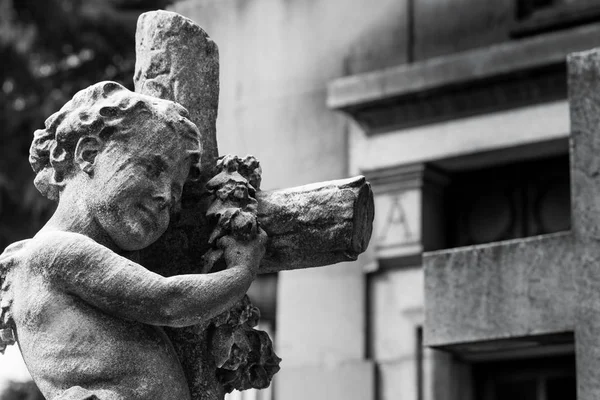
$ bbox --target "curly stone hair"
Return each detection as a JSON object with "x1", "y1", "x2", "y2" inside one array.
[{"x1": 29, "y1": 81, "x2": 201, "y2": 200}]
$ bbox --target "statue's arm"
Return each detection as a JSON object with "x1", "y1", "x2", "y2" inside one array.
[{"x1": 33, "y1": 231, "x2": 263, "y2": 327}]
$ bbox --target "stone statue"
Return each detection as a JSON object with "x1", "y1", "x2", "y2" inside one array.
[
  {"x1": 0, "y1": 81, "x2": 266, "y2": 399},
  {"x1": 0, "y1": 10, "x2": 374, "y2": 400}
]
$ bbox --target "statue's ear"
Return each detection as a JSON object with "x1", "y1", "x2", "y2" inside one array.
[{"x1": 74, "y1": 136, "x2": 103, "y2": 176}]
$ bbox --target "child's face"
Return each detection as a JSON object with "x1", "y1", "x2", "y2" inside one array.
[{"x1": 85, "y1": 118, "x2": 198, "y2": 251}]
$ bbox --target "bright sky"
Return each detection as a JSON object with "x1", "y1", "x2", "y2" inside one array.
[{"x1": 0, "y1": 345, "x2": 31, "y2": 383}]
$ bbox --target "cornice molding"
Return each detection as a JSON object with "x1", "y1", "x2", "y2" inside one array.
[
  {"x1": 328, "y1": 23, "x2": 600, "y2": 132},
  {"x1": 364, "y1": 163, "x2": 449, "y2": 194}
]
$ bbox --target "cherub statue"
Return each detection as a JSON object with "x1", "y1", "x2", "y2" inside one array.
[{"x1": 0, "y1": 81, "x2": 267, "y2": 400}]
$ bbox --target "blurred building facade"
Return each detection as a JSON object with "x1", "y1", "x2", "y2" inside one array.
[{"x1": 171, "y1": 0, "x2": 596, "y2": 399}]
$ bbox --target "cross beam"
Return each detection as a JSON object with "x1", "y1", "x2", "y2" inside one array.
[{"x1": 424, "y1": 48, "x2": 600, "y2": 399}]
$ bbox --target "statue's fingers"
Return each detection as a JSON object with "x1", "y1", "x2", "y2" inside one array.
[
  {"x1": 257, "y1": 227, "x2": 268, "y2": 247},
  {"x1": 216, "y1": 235, "x2": 235, "y2": 249},
  {"x1": 201, "y1": 249, "x2": 223, "y2": 274}
]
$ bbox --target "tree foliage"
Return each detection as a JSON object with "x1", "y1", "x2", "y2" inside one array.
[
  {"x1": 0, "y1": 0, "x2": 179, "y2": 250},
  {"x1": 0, "y1": 380, "x2": 44, "y2": 400}
]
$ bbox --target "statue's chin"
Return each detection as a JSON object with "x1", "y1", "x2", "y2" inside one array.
[{"x1": 110, "y1": 227, "x2": 166, "y2": 252}]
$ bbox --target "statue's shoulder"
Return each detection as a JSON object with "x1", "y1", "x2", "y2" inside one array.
[
  {"x1": 31, "y1": 230, "x2": 98, "y2": 248},
  {"x1": 1, "y1": 231, "x2": 109, "y2": 274},
  {"x1": 0, "y1": 238, "x2": 32, "y2": 273},
  {"x1": 0, "y1": 231, "x2": 100, "y2": 284},
  {"x1": 0, "y1": 232, "x2": 110, "y2": 352},
  {"x1": 0, "y1": 237, "x2": 39, "y2": 352}
]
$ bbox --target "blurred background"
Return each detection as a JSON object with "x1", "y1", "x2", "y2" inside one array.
[{"x1": 0, "y1": 0, "x2": 594, "y2": 399}]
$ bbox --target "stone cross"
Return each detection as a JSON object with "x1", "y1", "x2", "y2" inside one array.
[
  {"x1": 132, "y1": 11, "x2": 374, "y2": 400},
  {"x1": 424, "y1": 48, "x2": 600, "y2": 399}
]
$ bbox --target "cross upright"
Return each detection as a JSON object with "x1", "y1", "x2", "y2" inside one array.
[
  {"x1": 129, "y1": 10, "x2": 374, "y2": 400},
  {"x1": 424, "y1": 47, "x2": 600, "y2": 399}
]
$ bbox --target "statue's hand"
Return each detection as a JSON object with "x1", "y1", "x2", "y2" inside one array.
[{"x1": 217, "y1": 228, "x2": 267, "y2": 276}]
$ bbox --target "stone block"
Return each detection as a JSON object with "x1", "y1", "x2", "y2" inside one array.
[{"x1": 425, "y1": 232, "x2": 576, "y2": 349}]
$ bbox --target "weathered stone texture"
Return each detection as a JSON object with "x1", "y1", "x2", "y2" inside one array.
[
  {"x1": 258, "y1": 176, "x2": 374, "y2": 273},
  {"x1": 568, "y1": 49, "x2": 600, "y2": 400},
  {"x1": 425, "y1": 232, "x2": 576, "y2": 347},
  {"x1": 134, "y1": 12, "x2": 223, "y2": 400},
  {"x1": 0, "y1": 9, "x2": 375, "y2": 400},
  {"x1": 135, "y1": 10, "x2": 219, "y2": 177},
  {"x1": 425, "y1": 47, "x2": 600, "y2": 400},
  {"x1": 132, "y1": 10, "x2": 374, "y2": 400}
]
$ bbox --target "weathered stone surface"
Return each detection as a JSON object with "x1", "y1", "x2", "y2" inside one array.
[
  {"x1": 135, "y1": 39, "x2": 238, "y2": 399},
  {"x1": 424, "y1": 47, "x2": 600, "y2": 400},
  {"x1": 202, "y1": 154, "x2": 282, "y2": 393},
  {"x1": 0, "y1": 9, "x2": 375, "y2": 400},
  {"x1": 135, "y1": 10, "x2": 219, "y2": 178},
  {"x1": 133, "y1": 11, "x2": 224, "y2": 400},
  {"x1": 258, "y1": 176, "x2": 374, "y2": 273},
  {"x1": 424, "y1": 232, "x2": 576, "y2": 347},
  {"x1": 205, "y1": 162, "x2": 374, "y2": 273},
  {"x1": 210, "y1": 295, "x2": 281, "y2": 392},
  {"x1": 134, "y1": 12, "x2": 240, "y2": 400},
  {"x1": 567, "y1": 48, "x2": 600, "y2": 400},
  {"x1": 328, "y1": 23, "x2": 600, "y2": 132},
  {"x1": 7, "y1": 81, "x2": 265, "y2": 400},
  {"x1": 132, "y1": 11, "x2": 373, "y2": 400}
]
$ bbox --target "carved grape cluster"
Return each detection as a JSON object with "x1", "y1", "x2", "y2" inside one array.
[
  {"x1": 202, "y1": 155, "x2": 263, "y2": 273},
  {"x1": 204, "y1": 155, "x2": 280, "y2": 392},
  {"x1": 211, "y1": 295, "x2": 281, "y2": 392},
  {"x1": 215, "y1": 154, "x2": 262, "y2": 191}
]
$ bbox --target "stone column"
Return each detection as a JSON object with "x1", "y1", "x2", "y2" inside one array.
[
  {"x1": 367, "y1": 163, "x2": 450, "y2": 400},
  {"x1": 274, "y1": 260, "x2": 373, "y2": 400}
]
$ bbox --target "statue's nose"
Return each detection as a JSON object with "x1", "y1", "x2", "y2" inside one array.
[{"x1": 153, "y1": 181, "x2": 174, "y2": 211}]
